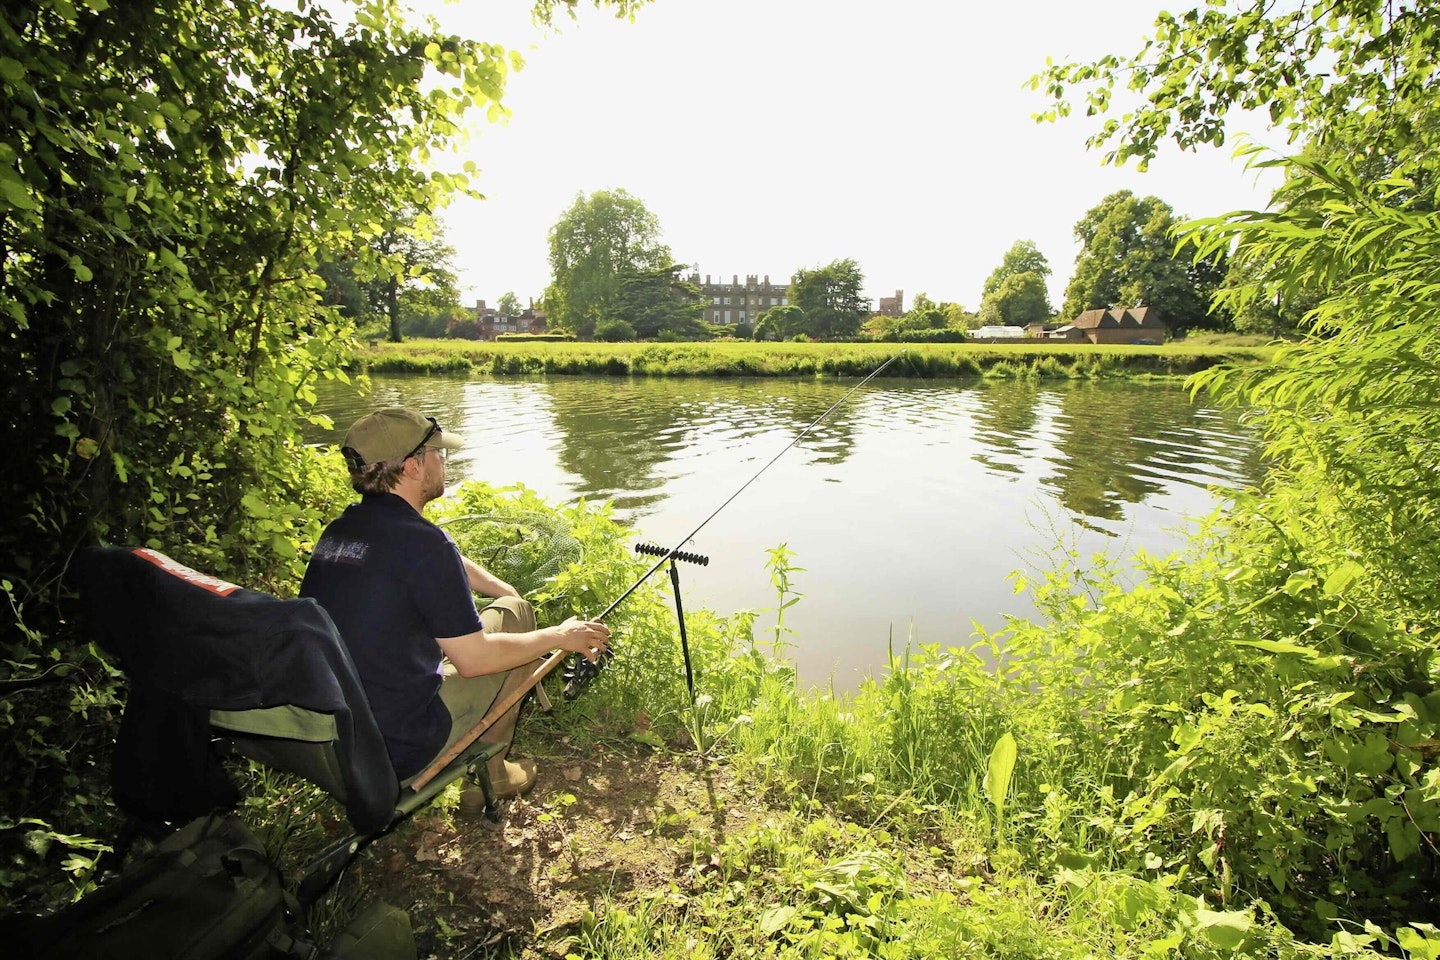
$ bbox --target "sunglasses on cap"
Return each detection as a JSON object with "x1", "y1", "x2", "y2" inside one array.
[{"x1": 403, "y1": 417, "x2": 442, "y2": 461}]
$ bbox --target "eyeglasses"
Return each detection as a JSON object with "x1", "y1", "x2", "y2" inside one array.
[{"x1": 404, "y1": 417, "x2": 442, "y2": 462}]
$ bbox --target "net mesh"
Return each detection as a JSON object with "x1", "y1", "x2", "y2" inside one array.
[{"x1": 437, "y1": 511, "x2": 585, "y2": 598}]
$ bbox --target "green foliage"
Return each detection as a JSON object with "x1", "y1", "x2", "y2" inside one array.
[
  {"x1": 496, "y1": 332, "x2": 576, "y2": 343},
  {"x1": 1062, "y1": 191, "x2": 1227, "y2": 331},
  {"x1": 429, "y1": 482, "x2": 762, "y2": 739},
  {"x1": 982, "y1": 240, "x2": 1052, "y2": 298},
  {"x1": 0, "y1": 0, "x2": 637, "y2": 907},
  {"x1": 595, "y1": 318, "x2": 638, "y2": 342},
  {"x1": 753, "y1": 304, "x2": 808, "y2": 341},
  {"x1": 1032, "y1": 0, "x2": 1440, "y2": 170},
  {"x1": 979, "y1": 271, "x2": 1051, "y2": 327},
  {"x1": 893, "y1": 328, "x2": 969, "y2": 344},
  {"x1": 613, "y1": 263, "x2": 706, "y2": 339},
  {"x1": 360, "y1": 338, "x2": 1269, "y2": 379},
  {"x1": 787, "y1": 259, "x2": 870, "y2": 339},
  {"x1": 545, "y1": 188, "x2": 672, "y2": 338},
  {"x1": 868, "y1": 297, "x2": 964, "y2": 342}
]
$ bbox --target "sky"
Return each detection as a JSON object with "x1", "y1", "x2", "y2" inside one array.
[{"x1": 409, "y1": 0, "x2": 1285, "y2": 312}]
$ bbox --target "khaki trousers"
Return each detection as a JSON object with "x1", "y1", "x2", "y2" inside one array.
[{"x1": 424, "y1": 596, "x2": 537, "y2": 776}]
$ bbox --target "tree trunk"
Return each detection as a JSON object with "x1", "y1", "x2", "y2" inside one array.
[{"x1": 386, "y1": 276, "x2": 402, "y2": 342}]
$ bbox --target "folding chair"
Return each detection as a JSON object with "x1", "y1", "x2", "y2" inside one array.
[{"x1": 74, "y1": 546, "x2": 504, "y2": 907}]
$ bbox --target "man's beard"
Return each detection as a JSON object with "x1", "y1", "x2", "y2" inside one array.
[{"x1": 422, "y1": 460, "x2": 445, "y2": 503}]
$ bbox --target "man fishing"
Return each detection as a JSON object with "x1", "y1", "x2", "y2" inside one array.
[{"x1": 300, "y1": 406, "x2": 610, "y2": 804}]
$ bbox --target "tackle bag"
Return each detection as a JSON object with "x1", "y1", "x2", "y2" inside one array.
[
  {"x1": 0, "y1": 814, "x2": 308, "y2": 959},
  {"x1": 319, "y1": 900, "x2": 415, "y2": 960}
]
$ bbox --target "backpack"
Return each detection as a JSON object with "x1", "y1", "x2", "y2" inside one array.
[{"x1": 1, "y1": 815, "x2": 308, "y2": 959}]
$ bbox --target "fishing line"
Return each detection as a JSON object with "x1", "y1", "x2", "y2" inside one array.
[
  {"x1": 560, "y1": 350, "x2": 906, "y2": 697},
  {"x1": 592, "y1": 349, "x2": 906, "y2": 623}
]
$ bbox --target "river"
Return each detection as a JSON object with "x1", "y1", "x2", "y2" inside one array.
[{"x1": 309, "y1": 375, "x2": 1263, "y2": 688}]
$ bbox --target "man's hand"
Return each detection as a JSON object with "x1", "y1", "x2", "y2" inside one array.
[{"x1": 546, "y1": 618, "x2": 611, "y2": 662}]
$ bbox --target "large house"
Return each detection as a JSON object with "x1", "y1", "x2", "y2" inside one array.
[
  {"x1": 686, "y1": 272, "x2": 789, "y2": 326},
  {"x1": 1049, "y1": 306, "x2": 1165, "y2": 344},
  {"x1": 473, "y1": 299, "x2": 547, "y2": 339}
]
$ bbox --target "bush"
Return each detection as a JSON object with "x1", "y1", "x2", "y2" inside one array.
[
  {"x1": 896, "y1": 328, "x2": 969, "y2": 343},
  {"x1": 494, "y1": 333, "x2": 575, "y2": 343},
  {"x1": 595, "y1": 319, "x2": 638, "y2": 342},
  {"x1": 446, "y1": 317, "x2": 483, "y2": 340}
]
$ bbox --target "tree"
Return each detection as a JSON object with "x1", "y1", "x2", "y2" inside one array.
[
  {"x1": 315, "y1": 215, "x2": 463, "y2": 340},
  {"x1": 1221, "y1": 257, "x2": 1317, "y2": 338},
  {"x1": 399, "y1": 265, "x2": 465, "y2": 339},
  {"x1": 612, "y1": 263, "x2": 705, "y2": 340},
  {"x1": 753, "y1": 304, "x2": 807, "y2": 341},
  {"x1": 365, "y1": 212, "x2": 461, "y2": 342},
  {"x1": 1061, "y1": 191, "x2": 1225, "y2": 331},
  {"x1": 982, "y1": 240, "x2": 1051, "y2": 298},
  {"x1": 1033, "y1": 0, "x2": 1440, "y2": 172},
  {"x1": 545, "y1": 189, "x2": 671, "y2": 338},
  {"x1": 497, "y1": 291, "x2": 521, "y2": 317},
  {"x1": 787, "y1": 258, "x2": 869, "y2": 339},
  {"x1": 980, "y1": 272, "x2": 1051, "y2": 326}
]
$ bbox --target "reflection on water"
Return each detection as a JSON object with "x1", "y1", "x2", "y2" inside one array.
[{"x1": 310, "y1": 375, "x2": 1261, "y2": 688}]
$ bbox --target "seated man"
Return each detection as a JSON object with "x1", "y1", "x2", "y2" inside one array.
[{"x1": 301, "y1": 406, "x2": 610, "y2": 800}]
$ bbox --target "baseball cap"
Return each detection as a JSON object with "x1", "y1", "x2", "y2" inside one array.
[{"x1": 341, "y1": 407, "x2": 465, "y2": 467}]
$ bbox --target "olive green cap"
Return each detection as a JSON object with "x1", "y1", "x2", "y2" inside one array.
[{"x1": 341, "y1": 407, "x2": 463, "y2": 467}]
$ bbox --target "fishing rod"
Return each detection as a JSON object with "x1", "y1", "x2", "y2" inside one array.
[
  {"x1": 561, "y1": 349, "x2": 905, "y2": 696},
  {"x1": 408, "y1": 349, "x2": 903, "y2": 791}
]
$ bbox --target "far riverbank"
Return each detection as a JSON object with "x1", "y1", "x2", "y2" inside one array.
[{"x1": 358, "y1": 338, "x2": 1276, "y2": 380}]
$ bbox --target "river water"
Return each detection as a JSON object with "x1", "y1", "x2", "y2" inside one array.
[{"x1": 309, "y1": 375, "x2": 1263, "y2": 688}]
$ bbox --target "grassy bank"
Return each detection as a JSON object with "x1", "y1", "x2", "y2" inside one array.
[
  {"x1": 358, "y1": 338, "x2": 1276, "y2": 380},
  {"x1": 8, "y1": 472, "x2": 1433, "y2": 958},
  {"x1": 266, "y1": 481, "x2": 1429, "y2": 958}
]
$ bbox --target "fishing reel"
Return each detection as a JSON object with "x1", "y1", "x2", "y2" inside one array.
[{"x1": 562, "y1": 646, "x2": 613, "y2": 700}]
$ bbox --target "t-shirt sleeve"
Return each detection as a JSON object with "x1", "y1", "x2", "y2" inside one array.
[{"x1": 409, "y1": 529, "x2": 484, "y2": 639}]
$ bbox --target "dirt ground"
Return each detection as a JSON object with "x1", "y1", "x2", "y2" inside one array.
[{"x1": 356, "y1": 733, "x2": 769, "y2": 959}]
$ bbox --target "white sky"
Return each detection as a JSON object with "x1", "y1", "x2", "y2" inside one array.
[{"x1": 409, "y1": 0, "x2": 1285, "y2": 311}]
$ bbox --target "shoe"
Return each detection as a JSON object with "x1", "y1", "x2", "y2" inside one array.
[
  {"x1": 456, "y1": 783, "x2": 493, "y2": 819},
  {"x1": 491, "y1": 758, "x2": 538, "y2": 800}
]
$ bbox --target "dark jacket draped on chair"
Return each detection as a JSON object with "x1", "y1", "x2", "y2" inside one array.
[{"x1": 74, "y1": 546, "x2": 398, "y2": 832}]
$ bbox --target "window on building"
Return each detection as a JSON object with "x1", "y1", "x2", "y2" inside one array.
[
  {"x1": 712, "y1": 296, "x2": 720, "y2": 304},
  {"x1": 739, "y1": 311, "x2": 747, "y2": 322},
  {"x1": 724, "y1": 310, "x2": 732, "y2": 323}
]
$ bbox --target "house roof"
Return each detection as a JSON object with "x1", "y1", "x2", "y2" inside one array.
[
  {"x1": 1072, "y1": 308, "x2": 1116, "y2": 329},
  {"x1": 1072, "y1": 306, "x2": 1164, "y2": 329}
]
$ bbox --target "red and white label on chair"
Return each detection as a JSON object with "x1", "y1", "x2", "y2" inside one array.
[{"x1": 133, "y1": 548, "x2": 243, "y2": 597}]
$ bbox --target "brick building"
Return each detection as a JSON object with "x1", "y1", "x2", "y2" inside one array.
[
  {"x1": 686, "y1": 272, "x2": 789, "y2": 326},
  {"x1": 1052, "y1": 306, "x2": 1166, "y2": 344},
  {"x1": 877, "y1": 290, "x2": 904, "y2": 317},
  {"x1": 473, "y1": 299, "x2": 547, "y2": 339}
]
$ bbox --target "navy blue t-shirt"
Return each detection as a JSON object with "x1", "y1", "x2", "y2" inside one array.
[{"x1": 300, "y1": 494, "x2": 483, "y2": 779}]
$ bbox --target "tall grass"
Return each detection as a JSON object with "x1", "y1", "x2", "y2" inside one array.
[{"x1": 361, "y1": 339, "x2": 1274, "y2": 380}]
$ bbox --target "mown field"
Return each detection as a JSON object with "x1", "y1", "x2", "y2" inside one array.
[{"x1": 359, "y1": 338, "x2": 1277, "y2": 380}]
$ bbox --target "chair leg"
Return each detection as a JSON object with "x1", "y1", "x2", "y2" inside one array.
[
  {"x1": 465, "y1": 756, "x2": 500, "y2": 823},
  {"x1": 298, "y1": 832, "x2": 371, "y2": 909}
]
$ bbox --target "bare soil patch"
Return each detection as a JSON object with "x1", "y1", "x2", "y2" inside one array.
[{"x1": 354, "y1": 735, "x2": 773, "y2": 959}]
